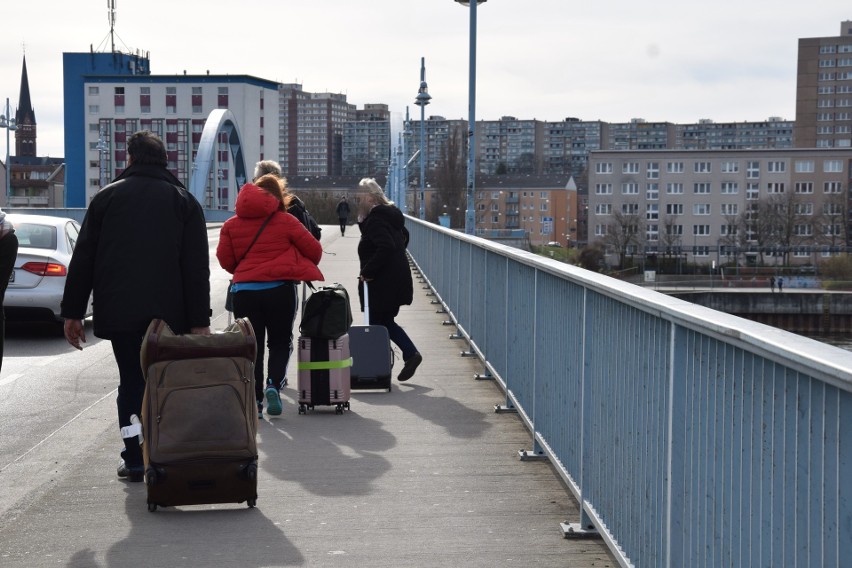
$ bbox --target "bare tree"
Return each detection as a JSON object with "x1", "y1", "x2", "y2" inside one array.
[
  {"x1": 816, "y1": 192, "x2": 848, "y2": 250},
  {"x1": 601, "y1": 211, "x2": 643, "y2": 269},
  {"x1": 767, "y1": 192, "x2": 805, "y2": 265},
  {"x1": 431, "y1": 125, "x2": 466, "y2": 227}
]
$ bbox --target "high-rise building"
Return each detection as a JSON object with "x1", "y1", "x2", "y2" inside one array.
[
  {"x1": 542, "y1": 118, "x2": 605, "y2": 178},
  {"x1": 795, "y1": 21, "x2": 852, "y2": 148},
  {"x1": 476, "y1": 116, "x2": 544, "y2": 175},
  {"x1": 278, "y1": 84, "x2": 355, "y2": 177},
  {"x1": 342, "y1": 104, "x2": 390, "y2": 177}
]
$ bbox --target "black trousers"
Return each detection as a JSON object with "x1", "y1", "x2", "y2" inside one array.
[
  {"x1": 233, "y1": 283, "x2": 298, "y2": 403},
  {"x1": 111, "y1": 331, "x2": 147, "y2": 468},
  {"x1": 0, "y1": 233, "x2": 19, "y2": 373},
  {"x1": 338, "y1": 217, "x2": 347, "y2": 233}
]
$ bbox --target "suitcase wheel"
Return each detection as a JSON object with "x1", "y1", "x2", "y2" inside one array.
[
  {"x1": 242, "y1": 462, "x2": 258, "y2": 481},
  {"x1": 145, "y1": 466, "x2": 157, "y2": 486},
  {"x1": 147, "y1": 502, "x2": 157, "y2": 513},
  {"x1": 335, "y1": 404, "x2": 344, "y2": 415},
  {"x1": 298, "y1": 404, "x2": 306, "y2": 415},
  {"x1": 247, "y1": 499, "x2": 257, "y2": 508}
]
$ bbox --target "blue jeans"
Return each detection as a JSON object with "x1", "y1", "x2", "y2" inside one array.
[{"x1": 371, "y1": 309, "x2": 418, "y2": 361}]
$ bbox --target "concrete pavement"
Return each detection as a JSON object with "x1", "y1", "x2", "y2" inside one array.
[{"x1": 0, "y1": 224, "x2": 615, "y2": 567}]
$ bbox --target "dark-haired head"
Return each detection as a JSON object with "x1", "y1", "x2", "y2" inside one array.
[{"x1": 127, "y1": 130, "x2": 168, "y2": 167}]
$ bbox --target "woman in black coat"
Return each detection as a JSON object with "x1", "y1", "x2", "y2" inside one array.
[{"x1": 356, "y1": 178, "x2": 422, "y2": 382}]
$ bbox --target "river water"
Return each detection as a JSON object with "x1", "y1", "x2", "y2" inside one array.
[{"x1": 806, "y1": 334, "x2": 852, "y2": 352}]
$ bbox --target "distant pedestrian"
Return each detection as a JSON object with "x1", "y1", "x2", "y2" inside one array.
[
  {"x1": 0, "y1": 209, "x2": 18, "y2": 374},
  {"x1": 778, "y1": 277, "x2": 783, "y2": 293},
  {"x1": 769, "y1": 276, "x2": 776, "y2": 293},
  {"x1": 336, "y1": 196, "x2": 351, "y2": 236}
]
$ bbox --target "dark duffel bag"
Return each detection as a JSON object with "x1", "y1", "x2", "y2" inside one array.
[{"x1": 299, "y1": 283, "x2": 353, "y2": 340}]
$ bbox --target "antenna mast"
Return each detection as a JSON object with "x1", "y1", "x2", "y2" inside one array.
[{"x1": 108, "y1": 0, "x2": 117, "y2": 53}]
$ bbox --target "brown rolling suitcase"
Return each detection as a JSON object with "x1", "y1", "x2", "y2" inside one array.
[{"x1": 140, "y1": 318, "x2": 258, "y2": 512}]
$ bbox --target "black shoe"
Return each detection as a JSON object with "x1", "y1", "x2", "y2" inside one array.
[
  {"x1": 398, "y1": 352, "x2": 422, "y2": 382},
  {"x1": 117, "y1": 460, "x2": 144, "y2": 482}
]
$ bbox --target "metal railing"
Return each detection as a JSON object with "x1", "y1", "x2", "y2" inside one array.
[{"x1": 406, "y1": 216, "x2": 852, "y2": 567}]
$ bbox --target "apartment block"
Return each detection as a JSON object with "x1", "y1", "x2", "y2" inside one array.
[
  {"x1": 474, "y1": 175, "x2": 577, "y2": 246},
  {"x1": 476, "y1": 116, "x2": 545, "y2": 175},
  {"x1": 542, "y1": 118, "x2": 605, "y2": 179},
  {"x1": 278, "y1": 84, "x2": 355, "y2": 178},
  {"x1": 408, "y1": 115, "x2": 468, "y2": 174},
  {"x1": 342, "y1": 104, "x2": 391, "y2": 177},
  {"x1": 588, "y1": 148, "x2": 852, "y2": 266},
  {"x1": 795, "y1": 21, "x2": 852, "y2": 148},
  {"x1": 606, "y1": 119, "x2": 675, "y2": 151},
  {"x1": 676, "y1": 118, "x2": 794, "y2": 149}
]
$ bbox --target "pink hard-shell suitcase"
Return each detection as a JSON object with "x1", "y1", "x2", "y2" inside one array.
[{"x1": 297, "y1": 334, "x2": 352, "y2": 414}]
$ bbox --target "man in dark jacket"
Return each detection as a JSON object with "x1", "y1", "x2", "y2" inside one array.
[
  {"x1": 61, "y1": 130, "x2": 211, "y2": 482},
  {"x1": 336, "y1": 196, "x2": 351, "y2": 236}
]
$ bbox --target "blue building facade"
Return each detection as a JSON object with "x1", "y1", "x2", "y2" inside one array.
[{"x1": 62, "y1": 51, "x2": 151, "y2": 207}]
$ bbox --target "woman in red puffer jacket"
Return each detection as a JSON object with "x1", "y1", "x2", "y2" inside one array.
[{"x1": 218, "y1": 174, "x2": 323, "y2": 418}]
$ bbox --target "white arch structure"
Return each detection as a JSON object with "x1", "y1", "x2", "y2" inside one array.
[{"x1": 189, "y1": 109, "x2": 248, "y2": 209}]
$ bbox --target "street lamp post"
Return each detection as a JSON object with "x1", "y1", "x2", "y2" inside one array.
[
  {"x1": 402, "y1": 107, "x2": 412, "y2": 215},
  {"x1": 0, "y1": 98, "x2": 17, "y2": 204},
  {"x1": 414, "y1": 57, "x2": 431, "y2": 221},
  {"x1": 455, "y1": 0, "x2": 487, "y2": 235}
]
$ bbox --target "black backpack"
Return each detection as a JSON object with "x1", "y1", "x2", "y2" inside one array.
[
  {"x1": 288, "y1": 196, "x2": 322, "y2": 241},
  {"x1": 299, "y1": 284, "x2": 353, "y2": 339}
]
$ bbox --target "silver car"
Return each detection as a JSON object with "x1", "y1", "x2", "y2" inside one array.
[{"x1": 4, "y1": 213, "x2": 92, "y2": 323}]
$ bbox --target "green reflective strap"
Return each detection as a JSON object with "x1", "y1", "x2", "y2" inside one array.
[{"x1": 297, "y1": 357, "x2": 353, "y2": 371}]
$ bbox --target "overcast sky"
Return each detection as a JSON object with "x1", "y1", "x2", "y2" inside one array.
[{"x1": 1, "y1": 1, "x2": 850, "y2": 158}]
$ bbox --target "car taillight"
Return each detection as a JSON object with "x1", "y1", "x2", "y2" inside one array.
[{"x1": 21, "y1": 262, "x2": 67, "y2": 276}]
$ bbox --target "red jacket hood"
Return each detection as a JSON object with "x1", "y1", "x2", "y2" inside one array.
[{"x1": 235, "y1": 183, "x2": 280, "y2": 219}]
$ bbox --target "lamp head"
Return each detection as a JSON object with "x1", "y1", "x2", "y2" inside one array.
[{"x1": 455, "y1": 0, "x2": 487, "y2": 5}]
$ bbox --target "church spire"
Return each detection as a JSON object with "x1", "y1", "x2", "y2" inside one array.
[{"x1": 15, "y1": 55, "x2": 37, "y2": 157}]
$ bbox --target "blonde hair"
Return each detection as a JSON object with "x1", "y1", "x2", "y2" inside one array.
[
  {"x1": 254, "y1": 174, "x2": 293, "y2": 211},
  {"x1": 358, "y1": 178, "x2": 393, "y2": 206}
]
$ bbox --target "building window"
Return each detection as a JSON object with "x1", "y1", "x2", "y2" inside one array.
[
  {"x1": 666, "y1": 162, "x2": 684, "y2": 173},
  {"x1": 621, "y1": 182, "x2": 639, "y2": 195},
  {"x1": 824, "y1": 181, "x2": 843, "y2": 193},
  {"x1": 823, "y1": 202, "x2": 843, "y2": 215},
  {"x1": 720, "y1": 182, "x2": 738, "y2": 194},
  {"x1": 767, "y1": 161, "x2": 786, "y2": 173},
  {"x1": 720, "y1": 203, "x2": 738, "y2": 216},
  {"x1": 623, "y1": 162, "x2": 639, "y2": 174},
  {"x1": 694, "y1": 161, "x2": 711, "y2": 173},
  {"x1": 794, "y1": 160, "x2": 815, "y2": 173},
  {"x1": 88, "y1": 86, "x2": 99, "y2": 96},
  {"x1": 646, "y1": 183, "x2": 659, "y2": 200},
  {"x1": 693, "y1": 183, "x2": 711, "y2": 194},
  {"x1": 795, "y1": 182, "x2": 814, "y2": 194},
  {"x1": 824, "y1": 160, "x2": 843, "y2": 172},
  {"x1": 595, "y1": 183, "x2": 612, "y2": 195},
  {"x1": 646, "y1": 204, "x2": 659, "y2": 221},
  {"x1": 720, "y1": 161, "x2": 739, "y2": 173},
  {"x1": 595, "y1": 162, "x2": 613, "y2": 174},
  {"x1": 796, "y1": 202, "x2": 814, "y2": 215},
  {"x1": 766, "y1": 182, "x2": 785, "y2": 194},
  {"x1": 622, "y1": 203, "x2": 639, "y2": 215},
  {"x1": 88, "y1": 105, "x2": 99, "y2": 113},
  {"x1": 666, "y1": 203, "x2": 683, "y2": 215},
  {"x1": 192, "y1": 86, "x2": 203, "y2": 114},
  {"x1": 666, "y1": 182, "x2": 684, "y2": 194},
  {"x1": 595, "y1": 204, "x2": 612, "y2": 215},
  {"x1": 693, "y1": 204, "x2": 711, "y2": 216},
  {"x1": 646, "y1": 162, "x2": 659, "y2": 179},
  {"x1": 692, "y1": 225, "x2": 711, "y2": 236},
  {"x1": 746, "y1": 161, "x2": 760, "y2": 179}
]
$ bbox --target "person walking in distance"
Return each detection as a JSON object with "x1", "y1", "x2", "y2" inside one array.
[
  {"x1": 336, "y1": 196, "x2": 351, "y2": 236},
  {"x1": 356, "y1": 178, "x2": 422, "y2": 382},
  {"x1": 217, "y1": 174, "x2": 323, "y2": 418},
  {"x1": 61, "y1": 130, "x2": 212, "y2": 482},
  {"x1": 0, "y1": 209, "x2": 18, "y2": 373}
]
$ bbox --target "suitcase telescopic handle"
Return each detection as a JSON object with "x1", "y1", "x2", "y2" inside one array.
[{"x1": 363, "y1": 281, "x2": 370, "y2": 326}]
